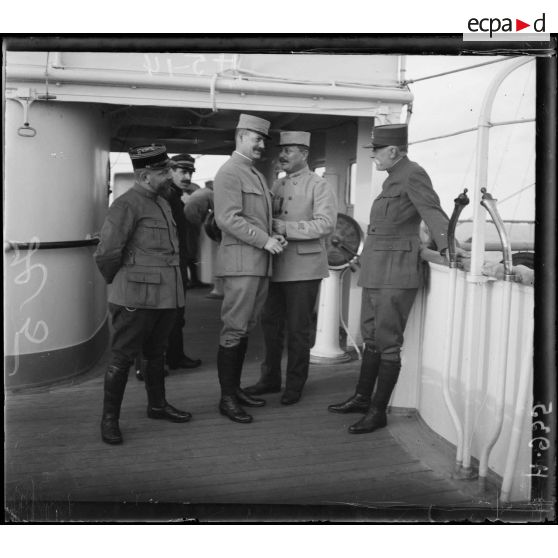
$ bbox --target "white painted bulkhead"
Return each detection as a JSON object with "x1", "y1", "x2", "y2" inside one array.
[
  {"x1": 4, "y1": 100, "x2": 110, "y2": 387},
  {"x1": 393, "y1": 264, "x2": 533, "y2": 501}
]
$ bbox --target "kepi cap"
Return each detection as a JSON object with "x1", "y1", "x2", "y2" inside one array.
[
  {"x1": 237, "y1": 113, "x2": 271, "y2": 138},
  {"x1": 364, "y1": 123, "x2": 408, "y2": 149},
  {"x1": 129, "y1": 144, "x2": 170, "y2": 170},
  {"x1": 170, "y1": 153, "x2": 196, "y2": 171},
  {"x1": 278, "y1": 131, "x2": 311, "y2": 148}
]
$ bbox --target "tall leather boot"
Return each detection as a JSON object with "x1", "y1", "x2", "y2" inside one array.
[
  {"x1": 101, "y1": 365, "x2": 129, "y2": 444},
  {"x1": 218, "y1": 344, "x2": 253, "y2": 423},
  {"x1": 235, "y1": 337, "x2": 265, "y2": 407},
  {"x1": 348, "y1": 360, "x2": 401, "y2": 434},
  {"x1": 144, "y1": 356, "x2": 192, "y2": 423},
  {"x1": 328, "y1": 346, "x2": 381, "y2": 414}
]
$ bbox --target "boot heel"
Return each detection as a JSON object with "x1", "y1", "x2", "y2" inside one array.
[{"x1": 101, "y1": 417, "x2": 123, "y2": 444}]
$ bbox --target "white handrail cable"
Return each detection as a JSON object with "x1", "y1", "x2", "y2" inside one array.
[{"x1": 402, "y1": 57, "x2": 517, "y2": 85}]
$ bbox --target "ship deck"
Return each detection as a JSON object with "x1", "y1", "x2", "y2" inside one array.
[{"x1": 5, "y1": 288, "x2": 515, "y2": 523}]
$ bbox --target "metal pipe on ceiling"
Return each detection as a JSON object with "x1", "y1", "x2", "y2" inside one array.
[{"x1": 6, "y1": 65, "x2": 413, "y2": 105}]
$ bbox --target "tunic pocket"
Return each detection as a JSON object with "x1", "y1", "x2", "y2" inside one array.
[
  {"x1": 126, "y1": 271, "x2": 161, "y2": 307},
  {"x1": 296, "y1": 241, "x2": 322, "y2": 254},
  {"x1": 241, "y1": 183, "x2": 264, "y2": 217},
  {"x1": 370, "y1": 238, "x2": 413, "y2": 286},
  {"x1": 137, "y1": 218, "x2": 169, "y2": 249}
]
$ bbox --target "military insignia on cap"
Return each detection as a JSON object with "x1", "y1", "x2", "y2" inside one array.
[
  {"x1": 129, "y1": 144, "x2": 166, "y2": 158},
  {"x1": 129, "y1": 144, "x2": 170, "y2": 169}
]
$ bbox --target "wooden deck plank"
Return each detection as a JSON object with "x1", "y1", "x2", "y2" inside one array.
[{"x1": 5, "y1": 288, "x2": 488, "y2": 517}]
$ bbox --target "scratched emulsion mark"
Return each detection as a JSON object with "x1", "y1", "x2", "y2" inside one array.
[
  {"x1": 9, "y1": 236, "x2": 49, "y2": 376},
  {"x1": 527, "y1": 402, "x2": 553, "y2": 480},
  {"x1": 142, "y1": 53, "x2": 237, "y2": 78}
]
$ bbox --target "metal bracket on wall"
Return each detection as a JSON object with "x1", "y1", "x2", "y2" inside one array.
[{"x1": 7, "y1": 88, "x2": 38, "y2": 137}]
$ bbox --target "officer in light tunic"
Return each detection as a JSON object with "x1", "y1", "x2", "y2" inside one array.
[
  {"x1": 245, "y1": 131, "x2": 337, "y2": 405},
  {"x1": 213, "y1": 114, "x2": 286, "y2": 424},
  {"x1": 95, "y1": 145, "x2": 191, "y2": 445},
  {"x1": 329, "y1": 124, "x2": 450, "y2": 434}
]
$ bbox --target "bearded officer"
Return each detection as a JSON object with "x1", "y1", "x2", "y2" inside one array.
[
  {"x1": 245, "y1": 131, "x2": 337, "y2": 405},
  {"x1": 95, "y1": 145, "x2": 191, "y2": 445},
  {"x1": 213, "y1": 113, "x2": 286, "y2": 423},
  {"x1": 328, "y1": 124, "x2": 451, "y2": 434}
]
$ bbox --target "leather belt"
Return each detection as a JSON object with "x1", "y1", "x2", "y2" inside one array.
[
  {"x1": 367, "y1": 224, "x2": 418, "y2": 236},
  {"x1": 124, "y1": 252, "x2": 180, "y2": 266}
]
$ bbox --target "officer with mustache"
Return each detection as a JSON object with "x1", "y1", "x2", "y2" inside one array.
[
  {"x1": 245, "y1": 131, "x2": 337, "y2": 405},
  {"x1": 329, "y1": 124, "x2": 452, "y2": 434},
  {"x1": 213, "y1": 114, "x2": 286, "y2": 423},
  {"x1": 169, "y1": 154, "x2": 208, "y2": 289}
]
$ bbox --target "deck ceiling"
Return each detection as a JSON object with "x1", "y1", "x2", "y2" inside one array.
[{"x1": 108, "y1": 105, "x2": 355, "y2": 157}]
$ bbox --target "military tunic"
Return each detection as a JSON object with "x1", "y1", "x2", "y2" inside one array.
[
  {"x1": 260, "y1": 165, "x2": 337, "y2": 395},
  {"x1": 358, "y1": 156, "x2": 449, "y2": 359},
  {"x1": 94, "y1": 183, "x2": 183, "y2": 367},
  {"x1": 269, "y1": 165, "x2": 337, "y2": 282},
  {"x1": 95, "y1": 184, "x2": 184, "y2": 309},
  {"x1": 184, "y1": 187, "x2": 214, "y2": 227},
  {"x1": 160, "y1": 183, "x2": 192, "y2": 366},
  {"x1": 214, "y1": 151, "x2": 273, "y2": 346}
]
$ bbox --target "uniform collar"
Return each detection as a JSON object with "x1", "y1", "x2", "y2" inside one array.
[
  {"x1": 386, "y1": 155, "x2": 408, "y2": 175},
  {"x1": 169, "y1": 183, "x2": 184, "y2": 197},
  {"x1": 285, "y1": 164, "x2": 310, "y2": 179},
  {"x1": 232, "y1": 150, "x2": 255, "y2": 166},
  {"x1": 133, "y1": 183, "x2": 158, "y2": 199}
]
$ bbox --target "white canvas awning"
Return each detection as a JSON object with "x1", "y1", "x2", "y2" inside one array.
[{"x1": 6, "y1": 52, "x2": 413, "y2": 118}]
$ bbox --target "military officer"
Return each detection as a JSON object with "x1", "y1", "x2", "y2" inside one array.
[
  {"x1": 245, "y1": 131, "x2": 337, "y2": 405},
  {"x1": 161, "y1": 153, "x2": 202, "y2": 371},
  {"x1": 213, "y1": 113, "x2": 286, "y2": 424},
  {"x1": 169, "y1": 154, "x2": 207, "y2": 289},
  {"x1": 95, "y1": 144, "x2": 191, "y2": 445},
  {"x1": 328, "y1": 124, "x2": 451, "y2": 434}
]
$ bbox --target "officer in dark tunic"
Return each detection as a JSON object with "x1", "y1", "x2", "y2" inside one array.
[
  {"x1": 162, "y1": 154, "x2": 202, "y2": 371},
  {"x1": 329, "y1": 124, "x2": 450, "y2": 434},
  {"x1": 95, "y1": 145, "x2": 192, "y2": 445}
]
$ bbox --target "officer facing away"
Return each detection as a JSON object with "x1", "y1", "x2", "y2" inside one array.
[
  {"x1": 245, "y1": 131, "x2": 337, "y2": 405},
  {"x1": 329, "y1": 124, "x2": 453, "y2": 434},
  {"x1": 95, "y1": 145, "x2": 191, "y2": 445}
]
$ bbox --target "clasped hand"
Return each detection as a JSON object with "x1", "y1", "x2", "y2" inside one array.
[
  {"x1": 272, "y1": 218, "x2": 287, "y2": 236},
  {"x1": 264, "y1": 234, "x2": 288, "y2": 254}
]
